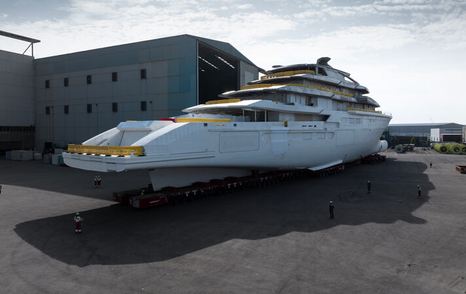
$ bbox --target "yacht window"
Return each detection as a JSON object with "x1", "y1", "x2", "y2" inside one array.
[
  {"x1": 243, "y1": 110, "x2": 255, "y2": 122},
  {"x1": 286, "y1": 96, "x2": 295, "y2": 105},
  {"x1": 241, "y1": 110, "x2": 267, "y2": 122},
  {"x1": 306, "y1": 97, "x2": 317, "y2": 106},
  {"x1": 295, "y1": 113, "x2": 329, "y2": 121},
  {"x1": 194, "y1": 108, "x2": 242, "y2": 116},
  {"x1": 256, "y1": 111, "x2": 265, "y2": 122},
  {"x1": 266, "y1": 111, "x2": 280, "y2": 122}
]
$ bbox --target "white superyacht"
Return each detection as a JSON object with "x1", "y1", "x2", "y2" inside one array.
[{"x1": 63, "y1": 57, "x2": 391, "y2": 189}]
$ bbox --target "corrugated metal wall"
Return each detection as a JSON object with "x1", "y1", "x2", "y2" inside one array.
[
  {"x1": 0, "y1": 50, "x2": 35, "y2": 151},
  {"x1": 34, "y1": 36, "x2": 198, "y2": 148}
]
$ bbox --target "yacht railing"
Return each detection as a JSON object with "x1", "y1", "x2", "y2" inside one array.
[
  {"x1": 261, "y1": 69, "x2": 315, "y2": 80},
  {"x1": 347, "y1": 107, "x2": 381, "y2": 113},
  {"x1": 241, "y1": 83, "x2": 354, "y2": 98}
]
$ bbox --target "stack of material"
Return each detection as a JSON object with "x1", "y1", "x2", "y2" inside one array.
[
  {"x1": 54, "y1": 148, "x2": 64, "y2": 155},
  {"x1": 51, "y1": 154, "x2": 64, "y2": 166},
  {"x1": 34, "y1": 153, "x2": 42, "y2": 160},
  {"x1": 42, "y1": 153, "x2": 52, "y2": 164},
  {"x1": 8, "y1": 150, "x2": 34, "y2": 161}
]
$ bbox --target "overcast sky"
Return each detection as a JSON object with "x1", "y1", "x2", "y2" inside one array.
[{"x1": 1, "y1": 0, "x2": 465, "y2": 124}]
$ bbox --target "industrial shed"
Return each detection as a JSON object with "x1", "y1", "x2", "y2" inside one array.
[
  {"x1": 0, "y1": 32, "x2": 262, "y2": 151},
  {"x1": 386, "y1": 123, "x2": 464, "y2": 147}
]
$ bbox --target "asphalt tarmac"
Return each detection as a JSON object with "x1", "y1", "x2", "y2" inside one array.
[{"x1": 0, "y1": 150, "x2": 465, "y2": 294}]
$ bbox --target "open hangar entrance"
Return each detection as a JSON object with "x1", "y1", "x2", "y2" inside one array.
[{"x1": 198, "y1": 42, "x2": 240, "y2": 104}]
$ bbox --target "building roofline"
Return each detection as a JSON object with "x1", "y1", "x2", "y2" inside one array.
[
  {"x1": 35, "y1": 34, "x2": 263, "y2": 72},
  {"x1": 389, "y1": 123, "x2": 463, "y2": 127}
]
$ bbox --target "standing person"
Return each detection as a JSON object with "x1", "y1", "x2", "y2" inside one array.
[
  {"x1": 74, "y1": 212, "x2": 83, "y2": 234},
  {"x1": 93, "y1": 176, "x2": 98, "y2": 188},
  {"x1": 329, "y1": 201, "x2": 335, "y2": 219},
  {"x1": 367, "y1": 180, "x2": 371, "y2": 194},
  {"x1": 97, "y1": 175, "x2": 102, "y2": 188},
  {"x1": 430, "y1": 162, "x2": 432, "y2": 168},
  {"x1": 417, "y1": 185, "x2": 422, "y2": 198}
]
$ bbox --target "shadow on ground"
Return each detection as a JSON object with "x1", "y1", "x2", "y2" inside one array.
[
  {"x1": 14, "y1": 158, "x2": 433, "y2": 266},
  {"x1": 0, "y1": 159, "x2": 150, "y2": 199}
]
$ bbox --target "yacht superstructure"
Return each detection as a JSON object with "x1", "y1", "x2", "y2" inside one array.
[{"x1": 63, "y1": 57, "x2": 391, "y2": 189}]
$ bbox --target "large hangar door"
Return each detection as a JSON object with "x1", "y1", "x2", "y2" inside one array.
[
  {"x1": 442, "y1": 135, "x2": 462, "y2": 143},
  {"x1": 198, "y1": 42, "x2": 239, "y2": 104}
]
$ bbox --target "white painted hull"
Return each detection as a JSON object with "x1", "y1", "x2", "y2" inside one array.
[{"x1": 63, "y1": 113, "x2": 390, "y2": 189}]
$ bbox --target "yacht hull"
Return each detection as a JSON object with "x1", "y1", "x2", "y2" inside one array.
[{"x1": 63, "y1": 115, "x2": 390, "y2": 189}]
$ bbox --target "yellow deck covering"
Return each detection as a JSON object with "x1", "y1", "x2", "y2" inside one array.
[
  {"x1": 205, "y1": 98, "x2": 241, "y2": 105},
  {"x1": 175, "y1": 117, "x2": 232, "y2": 123},
  {"x1": 67, "y1": 144, "x2": 144, "y2": 156},
  {"x1": 260, "y1": 69, "x2": 315, "y2": 80},
  {"x1": 240, "y1": 82, "x2": 354, "y2": 98}
]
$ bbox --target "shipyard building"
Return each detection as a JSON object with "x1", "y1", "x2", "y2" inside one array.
[
  {"x1": 386, "y1": 123, "x2": 464, "y2": 146},
  {"x1": 0, "y1": 32, "x2": 261, "y2": 151}
]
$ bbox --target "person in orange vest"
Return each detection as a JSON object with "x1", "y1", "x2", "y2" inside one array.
[{"x1": 74, "y1": 212, "x2": 83, "y2": 233}]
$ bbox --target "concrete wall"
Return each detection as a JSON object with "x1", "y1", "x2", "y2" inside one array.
[
  {"x1": 0, "y1": 50, "x2": 34, "y2": 126},
  {"x1": 34, "y1": 36, "x2": 198, "y2": 148}
]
